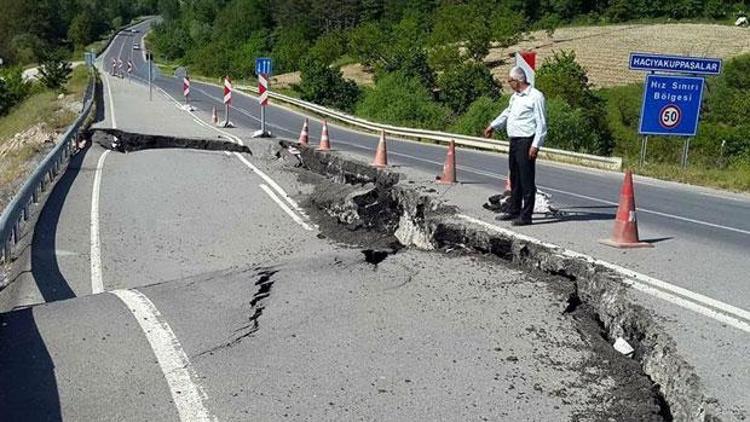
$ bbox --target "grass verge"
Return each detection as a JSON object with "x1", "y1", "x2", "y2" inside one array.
[{"x1": 0, "y1": 66, "x2": 90, "y2": 189}]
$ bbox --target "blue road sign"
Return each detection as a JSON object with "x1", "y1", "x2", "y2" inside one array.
[
  {"x1": 629, "y1": 52, "x2": 721, "y2": 76},
  {"x1": 639, "y1": 74, "x2": 705, "y2": 137},
  {"x1": 255, "y1": 57, "x2": 272, "y2": 76}
]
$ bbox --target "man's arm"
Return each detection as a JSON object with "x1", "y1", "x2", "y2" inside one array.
[
  {"x1": 530, "y1": 94, "x2": 547, "y2": 158},
  {"x1": 483, "y1": 104, "x2": 511, "y2": 138}
]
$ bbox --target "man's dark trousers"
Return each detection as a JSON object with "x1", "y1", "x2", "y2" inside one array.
[{"x1": 508, "y1": 136, "x2": 536, "y2": 222}]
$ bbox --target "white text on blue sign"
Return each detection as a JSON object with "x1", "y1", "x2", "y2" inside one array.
[{"x1": 629, "y1": 53, "x2": 721, "y2": 75}]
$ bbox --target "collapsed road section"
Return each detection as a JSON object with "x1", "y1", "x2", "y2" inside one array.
[
  {"x1": 273, "y1": 139, "x2": 721, "y2": 421},
  {"x1": 89, "y1": 129, "x2": 252, "y2": 155}
]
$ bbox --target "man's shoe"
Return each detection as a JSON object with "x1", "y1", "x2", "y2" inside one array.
[
  {"x1": 511, "y1": 218, "x2": 532, "y2": 226},
  {"x1": 495, "y1": 213, "x2": 519, "y2": 221}
]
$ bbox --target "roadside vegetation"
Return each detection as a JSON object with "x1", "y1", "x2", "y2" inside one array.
[
  {"x1": 0, "y1": 66, "x2": 90, "y2": 197},
  {"x1": 1, "y1": 0, "x2": 156, "y2": 206},
  {"x1": 145, "y1": 1, "x2": 750, "y2": 191}
]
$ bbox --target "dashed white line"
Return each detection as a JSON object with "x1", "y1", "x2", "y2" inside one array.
[
  {"x1": 259, "y1": 184, "x2": 313, "y2": 231},
  {"x1": 111, "y1": 289, "x2": 215, "y2": 421},
  {"x1": 458, "y1": 214, "x2": 750, "y2": 334},
  {"x1": 90, "y1": 150, "x2": 110, "y2": 294}
]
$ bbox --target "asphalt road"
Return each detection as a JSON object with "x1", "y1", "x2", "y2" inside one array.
[
  {"x1": 0, "y1": 20, "x2": 748, "y2": 421},
  {"x1": 111, "y1": 20, "x2": 750, "y2": 311}
]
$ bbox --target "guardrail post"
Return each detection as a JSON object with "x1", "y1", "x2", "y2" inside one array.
[{"x1": 2, "y1": 239, "x2": 10, "y2": 264}]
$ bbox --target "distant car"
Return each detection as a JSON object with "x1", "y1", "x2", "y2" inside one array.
[
  {"x1": 133, "y1": 44, "x2": 140, "y2": 50},
  {"x1": 130, "y1": 29, "x2": 140, "y2": 33}
]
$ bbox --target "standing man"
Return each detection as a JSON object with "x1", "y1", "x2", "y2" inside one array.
[{"x1": 483, "y1": 66, "x2": 547, "y2": 226}]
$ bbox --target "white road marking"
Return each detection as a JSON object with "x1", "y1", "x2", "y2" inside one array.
[
  {"x1": 233, "y1": 152, "x2": 310, "y2": 219},
  {"x1": 103, "y1": 74, "x2": 117, "y2": 128},
  {"x1": 457, "y1": 214, "x2": 750, "y2": 334},
  {"x1": 111, "y1": 289, "x2": 215, "y2": 421},
  {"x1": 130, "y1": 74, "x2": 316, "y2": 229},
  {"x1": 259, "y1": 184, "x2": 312, "y2": 231},
  {"x1": 90, "y1": 150, "x2": 110, "y2": 294}
]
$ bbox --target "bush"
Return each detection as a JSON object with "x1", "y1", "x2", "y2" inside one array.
[
  {"x1": 601, "y1": 83, "x2": 643, "y2": 157},
  {"x1": 0, "y1": 66, "x2": 31, "y2": 105},
  {"x1": 546, "y1": 98, "x2": 610, "y2": 154},
  {"x1": 438, "y1": 63, "x2": 499, "y2": 114},
  {"x1": 307, "y1": 31, "x2": 347, "y2": 66},
  {"x1": 356, "y1": 71, "x2": 450, "y2": 129},
  {"x1": 38, "y1": 51, "x2": 73, "y2": 91},
  {"x1": 271, "y1": 26, "x2": 311, "y2": 73},
  {"x1": 0, "y1": 79, "x2": 12, "y2": 116},
  {"x1": 298, "y1": 57, "x2": 360, "y2": 112},
  {"x1": 449, "y1": 96, "x2": 509, "y2": 136},
  {"x1": 537, "y1": 50, "x2": 613, "y2": 154}
]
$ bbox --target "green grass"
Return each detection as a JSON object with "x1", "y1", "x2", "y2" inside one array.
[
  {"x1": 0, "y1": 66, "x2": 91, "y2": 186},
  {"x1": 630, "y1": 160, "x2": 750, "y2": 192}
]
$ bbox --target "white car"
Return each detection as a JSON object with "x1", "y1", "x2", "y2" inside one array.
[{"x1": 133, "y1": 44, "x2": 140, "y2": 50}]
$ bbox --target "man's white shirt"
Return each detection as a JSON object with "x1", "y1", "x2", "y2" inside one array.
[{"x1": 490, "y1": 86, "x2": 548, "y2": 149}]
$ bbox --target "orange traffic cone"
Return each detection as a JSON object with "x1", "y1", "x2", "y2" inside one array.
[
  {"x1": 600, "y1": 171, "x2": 653, "y2": 248},
  {"x1": 436, "y1": 140, "x2": 457, "y2": 184},
  {"x1": 371, "y1": 130, "x2": 388, "y2": 168},
  {"x1": 298, "y1": 118, "x2": 309, "y2": 146},
  {"x1": 317, "y1": 120, "x2": 331, "y2": 151},
  {"x1": 212, "y1": 106, "x2": 218, "y2": 125}
]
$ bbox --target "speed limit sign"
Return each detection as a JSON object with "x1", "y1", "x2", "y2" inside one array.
[{"x1": 659, "y1": 104, "x2": 681, "y2": 129}]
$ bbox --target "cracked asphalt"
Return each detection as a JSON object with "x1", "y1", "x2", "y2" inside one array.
[{"x1": 0, "y1": 22, "x2": 673, "y2": 421}]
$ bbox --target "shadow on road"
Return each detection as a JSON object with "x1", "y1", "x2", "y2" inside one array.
[
  {"x1": 532, "y1": 210, "x2": 616, "y2": 225},
  {"x1": 0, "y1": 308, "x2": 62, "y2": 421},
  {"x1": 30, "y1": 146, "x2": 92, "y2": 302}
]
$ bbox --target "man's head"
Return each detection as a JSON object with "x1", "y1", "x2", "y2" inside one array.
[{"x1": 507, "y1": 66, "x2": 529, "y2": 93}]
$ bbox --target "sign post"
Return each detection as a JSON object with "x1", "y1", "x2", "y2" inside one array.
[
  {"x1": 146, "y1": 51, "x2": 153, "y2": 101},
  {"x1": 631, "y1": 52, "x2": 720, "y2": 168},
  {"x1": 222, "y1": 76, "x2": 233, "y2": 128},
  {"x1": 253, "y1": 57, "x2": 273, "y2": 138},
  {"x1": 182, "y1": 74, "x2": 192, "y2": 110}
]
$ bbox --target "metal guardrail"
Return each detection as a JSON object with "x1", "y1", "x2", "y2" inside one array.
[
  {"x1": 0, "y1": 73, "x2": 97, "y2": 264},
  {"x1": 236, "y1": 85, "x2": 623, "y2": 171}
]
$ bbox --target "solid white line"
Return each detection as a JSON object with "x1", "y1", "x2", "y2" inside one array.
[
  {"x1": 233, "y1": 152, "x2": 308, "y2": 217},
  {"x1": 111, "y1": 289, "x2": 215, "y2": 421},
  {"x1": 145, "y1": 77, "x2": 311, "y2": 225},
  {"x1": 90, "y1": 150, "x2": 110, "y2": 294},
  {"x1": 259, "y1": 184, "x2": 312, "y2": 231},
  {"x1": 103, "y1": 74, "x2": 117, "y2": 128},
  {"x1": 457, "y1": 214, "x2": 750, "y2": 334}
]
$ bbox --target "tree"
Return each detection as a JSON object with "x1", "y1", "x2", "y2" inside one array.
[
  {"x1": 271, "y1": 26, "x2": 311, "y2": 73},
  {"x1": 298, "y1": 57, "x2": 360, "y2": 112},
  {"x1": 307, "y1": 31, "x2": 347, "y2": 66},
  {"x1": 490, "y1": 9, "x2": 526, "y2": 47},
  {"x1": 69, "y1": 11, "x2": 95, "y2": 48},
  {"x1": 536, "y1": 50, "x2": 614, "y2": 155},
  {"x1": 356, "y1": 71, "x2": 450, "y2": 129},
  {"x1": 438, "y1": 62, "x2": 499, "y2": 114},
  {"x1": 38, "y1": 51, "x2": 73, "y2": 90},
  {"x1": 450, "y1": 95, "x2": 509, "y2": 136}
]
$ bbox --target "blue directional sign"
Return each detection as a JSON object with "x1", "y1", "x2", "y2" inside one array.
[
  {"x1": 255, "y1": 57, "x2": 272, "y2": 76},
  {"x1": 639, "y1": 74, "x2": 705, "y2": 137},
  {"x1": 629, "y1": 52, "x2": 721, "y2": 76}
]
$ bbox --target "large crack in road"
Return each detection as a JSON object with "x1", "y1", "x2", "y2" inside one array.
[{"x1": 273, "y1": 138, "x2": 718, "y2": 421}]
